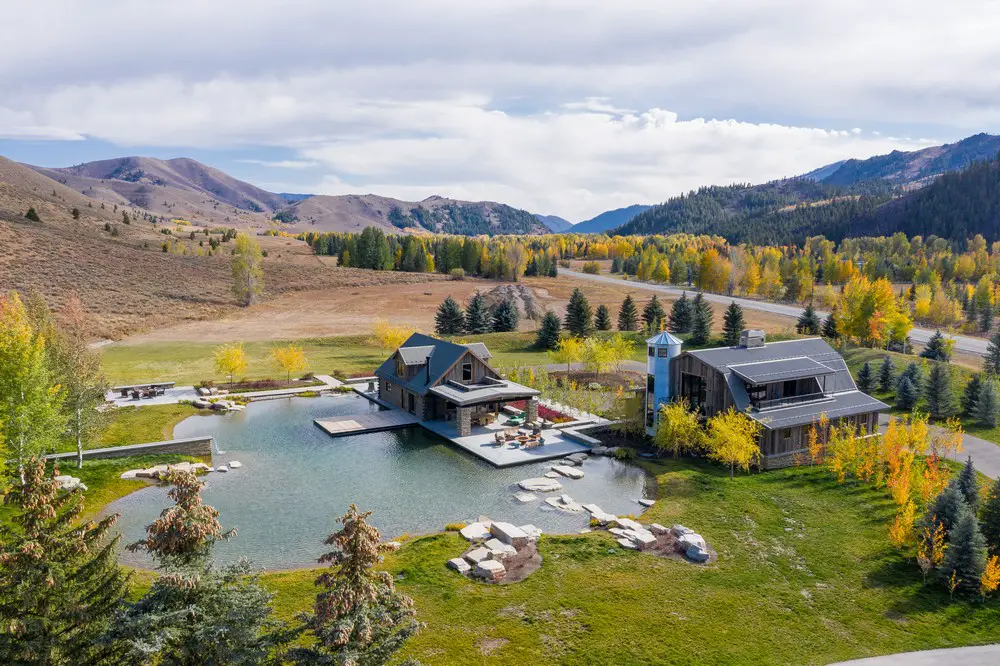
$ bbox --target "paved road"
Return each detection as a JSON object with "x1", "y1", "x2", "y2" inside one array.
[
  {"x1": 561, "y1": 269, "x2": 991, "y2": 356},
  {"x1": 830, "y1": 644, "x2": 1000, "y2": 665}
]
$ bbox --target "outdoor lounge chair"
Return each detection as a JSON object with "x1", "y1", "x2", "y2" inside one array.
[{"x1": 507, "y1": 415, "x2": 525, "y2": 426}]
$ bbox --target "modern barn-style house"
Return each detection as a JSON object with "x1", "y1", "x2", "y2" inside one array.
[
  {"x1": 375, "y1": 333, "x2": 540, "y2": 436},
  {"x1": 646, "y1": 329, "x2": 888, "y2": 469}
]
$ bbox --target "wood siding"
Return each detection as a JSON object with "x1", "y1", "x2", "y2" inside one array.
[{"x1": 438, "y1": 351, "x2": 497, "y2": 386}]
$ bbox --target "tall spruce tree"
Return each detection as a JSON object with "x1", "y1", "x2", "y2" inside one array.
[
  {"x1": 291, "y1": 505, "x2": 421, "y2": 664},
  {"x1": 899, "y1": 362, "x2": 924, "y2": 395},
  {"x1": 464, "y1": 291, "x2": 492, "y2": 334},
  {"x1": 594, "y1": 304, "x2": 611, "y2": 331},
  {"x1": 974, "y1": 378, "x2": 1000, "y2": 428},
  {"x1": 113, "y1": 470, "x2": 282, "y2": 665},
  {"x1": 434, "y1": 296, "x2": 465, "y2": 335},
  {"x1": 797, "y1": 303, "x2": 821, "y2": 335},
  {"x1": 667, "y1": 293, "x2": 692, "y2": 334},
  {"x1": 491, "y1": 298, "x2": 520, "y2": 333},
  {"x1": 877, "y1": 356, "x2": 895, "y2": 393},
  {"x1": 923, "y1": 480, "x2": 970, "y2": 540},
  {"x1": 822, "y1": 309, "x2": 839, "y2": 339},
  {"x1": 535, "y1": 310, "x2": 562, "y2": 350},
  {"x1": 981, "y1": 301, "x2": 995, "y2": 334},
  {"x1": 0, "y1": 458, "x2": 128, "y2": 664},
  {"x1": 689, "y1": 300, "x2": 712, "y2": 345},
  {"x1": 856, "y1": 361, "x2": 876, "y2": 394},
  {"x1": 956, "y1": 456, "x2": 980, "y2": 514},
  {"x1": 896, "y1": 376, "x2": 918, "y2": 411},
  {"x1": 643, "y1": 295, "x2": 667, "y2": 331},
  {"x1": 963, "y1": 373, "x2": 983, "y2": 416},
  {"x1": 618, "y1": 295, "x2": 639, "y2": 332},
  {"x1": 564, "y1": 288, "x2": 594, "y2": 337},
  {"x1": 982, "y1": 477, "x2": 1000, "y2": 557},
  {"x1": 925, "y1": 363, "x2": 959, "y2": 420},
  {"x1": 920, "y1": 330, "x2": 951, "y2": 362},
  {"x1": 984, "y1": 331, "x2": 1000, "y2": 376},
  {"x1": 939, "y1": 508, "x2": 987, "y2": 595},
  {"x1": 722, "y1": 301, "x2": 745, "y2": 346}
]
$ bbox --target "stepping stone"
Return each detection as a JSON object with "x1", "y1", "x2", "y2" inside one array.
[
  {"x1": 490, "y1": 522, "x2": 528, "y2": 548},
  {"x1": 464, "y1": 547, "x2": 491, "y2": 564},
  {"x1": 638, "y1": 499, "x2": 655, "y2": 508},
  {"x1": 513, "y1": 491, "x2": 537, "y2": 503},
  {"x1": 518, "y1": 524, "x2": 542, "y2": 540},
  {"x1": 560, "y1": 494, "x2": 575, "y2": 505},
  {"x1": 582, "y1": 503, "x2": 604, "y2": 515},
  {"x1": 544, "y1": 471, "x2": 561, "y2": 479},
  {"x1": 447, "y1": 558, "x2": 471, "y2": 574},
  {"x1": 229, "y1": 461, "x2": 242, "y2": 469},
  {"x1": 551, "y1": 465, "x2": 584, "y2": 479},
  {"x1": 592, "y1": 512, "x2": 618, "y2": 525},
  {"x1": 617, "y1": 538, "x2": 639, "y2": 550},
  {"x1": 591, "y1": 446, "x2": 608, "y2": 455},
  {"x1": 519, "y1": 477, "x2": 562, "y2": 492},
  {"x1": 566, "y1": 452, "x2": 589, "y2": 464},
  {"x1": 216, "y1": 465, "x2": 229, "y2": 473},
  {"x1": 460, "y1": 523, "x2": 491, "y2": 542}
]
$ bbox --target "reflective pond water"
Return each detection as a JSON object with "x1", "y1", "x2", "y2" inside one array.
[{"x1": 107, "y1": 395, "x2": 653, "y2": 569}]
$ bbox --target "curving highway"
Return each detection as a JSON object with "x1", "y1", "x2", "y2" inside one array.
[{"x1": 561, "y1": 268, "x2": 990, "y2": 356}]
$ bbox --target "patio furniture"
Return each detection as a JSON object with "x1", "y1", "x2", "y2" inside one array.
[
  {"x1": 507, "y1": 415, "x2": 525, "y2": 426},
  {"x1": 494, "y1": 432, "x2": 504, "y2": 446}
]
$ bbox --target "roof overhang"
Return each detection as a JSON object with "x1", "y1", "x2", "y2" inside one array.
[
  {"x1": 429, "y1": 379, "x2": 539, "y2": 406},
  {"x1": 730, "y1": 356, "x2": 835, "y2": 385}
]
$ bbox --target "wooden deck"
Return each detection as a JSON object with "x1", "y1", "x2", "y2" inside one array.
[{"x1": 314, "y1": 409, "x2": 421, "y2": 437}]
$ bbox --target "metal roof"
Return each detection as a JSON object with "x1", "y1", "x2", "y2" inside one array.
[
  {"x1": 429, "y1": 380, "x2": 539, "y2": 406},
  {"x1": 375, "y1": 333, "x2": 491, "y2": 395},
  {"x1": 750, "y1": 391, "x2": 888, "y2": 430},
  {"x1": 729, "y1": 357, "x2": 835, "y2": 385},
  {"x1": 397, "y1": 345, "x2": 434, "y2": 365},
  {"x1": 646, "y1": 331, "x2": 683, "y2": 346},
  {"x1": 461, "y1": 342, "x2": 492, "y2": 360}
]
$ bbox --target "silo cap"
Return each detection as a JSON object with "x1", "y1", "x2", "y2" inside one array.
[{"x1": 646, "y1": 331, "x2": 683, "y2": 346}]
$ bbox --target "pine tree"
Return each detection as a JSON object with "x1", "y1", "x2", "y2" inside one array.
[
  {"x1": 491, "y1": 298, "x2": 520, "y2": 333},
  {"x1": 925, "y1": 363, "x2": 959, "y2": 420},
  {"x1": 722, "y1": 301, "x2": 745, "y2": 346},
  {"x1": 982, "y1": 477, "x2": 1000, "y2": 557},
  {"x1": 594, "y1": 304, "x2": 611, "y2": 331},
  {"x1": 856, "y1": 361, "x2": 875, "y2": 394},
  {"x1": 291, "y1": 505, "x2": 421, "y2": 664},
  {"x1": 974, "y1": 378, "x2": 1000, "y2": 428},
  {"x1": 957, "y1": 456, "x2": 980, "y2": 514},
  {"x1": 920, "y1": 330, "x2": 951, "y2": 362},
  {"x1": 24, "y1": 206, "x2": 40, "y2": 222},
  {"x1": 0, "y1": 458, "x2": 128, "y2": 664},
  {"x1": 984, "y1": 331, "x2": 1000, "y2": 376},
  {"x1": 617, "y1": 295, "x2": 639, "y2": 332},
  {"x1": 797, "y1": 303, "x2": 821, "y2": 335},
  {"x1": 71, "y1": 207, "x2": 80, "y2": 220},
  {"x1": 899, "y1": 362, "x2": 923, "y2": 395},
  {"x1": 667, "y1": 293, "x2": 691, "y2": 333},
  {"x1": 434, "y1": 296, "x2": 465, "y2": 335},
  {"x1": 896, "y1": 376, "x2": 918, "y2": 411},
  {"x1": 822, "y1": 309, "x2": 839, "y2": 339},
  {"x1": 981, "y1": 300, "x2": 994, "y2": 334},
  {"x1": 564, "y1": 288, "x2": 594, "y2": 337},
  {"x1": 688, "y1": 293, "x2": 713, "y2": 342},
  {"x1": 643, "y1": 295, "x2": 667, "y2": 331},
  {"x1": 963, "y1": 373, "x2": 983, "y2": 416},
  {"x1": 464, "y1": 291, "x2": 492, "y2": 334},
  {"x1": 925, "y1": 480, "x2": 970, "y2": 537},
  {"x1": 939, "y1": 508, "x2": 987, "y2": 594},
  {"x1": 877, "y1": 356, "x2": 895, "y2": 393},
  {"x1": 114, "y1": 470, "x2": 282, "y2": 664},
  {"x1": 535, "y1": 310, "x2": 562, "y2": 350}
]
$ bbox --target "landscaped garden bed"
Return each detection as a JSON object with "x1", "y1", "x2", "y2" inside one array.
[{"x1": 507, "y1": 399, "x2": 574, "y2": 423}]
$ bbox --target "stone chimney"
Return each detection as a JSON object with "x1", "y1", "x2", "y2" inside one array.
[{"x1": 739, "y1": 329, "x2": 766, "y2": 348}]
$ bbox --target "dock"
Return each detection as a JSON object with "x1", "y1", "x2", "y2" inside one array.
[{"x1": 314, "y1": 409, "x2": 421, "y2": 437}]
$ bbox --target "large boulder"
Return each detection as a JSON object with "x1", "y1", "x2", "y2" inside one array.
[
  {"x1": 631, "y1": 531, "x2": 658, "y2": 551},
  {"x1": 650, "y1": 523, "x2": 670, "y2": 536},
  {"x1": 518, "y1": 477, "x2": 562, "y2": 492},
  {"x1": 474, "y1": 559, "x2": 507, "y2": 581},
  {"x1": 686, "y1": 545, "x2": 710, "y2": 562},
  {"x1": 490, "y1": 522, "x2": 528, "y2": 549},
  {"x1": 54, "y1": 475, "x2": 87, "y2": 491},
  {"x1": 678, "y1": 533, "x2": 707, "y2": 551},
  {"x1": 460, "y1": 523, "x2": 492, "y2": 542},
  {"x1": 672, "y1": 524, "x2": 694, "y2": 537}
]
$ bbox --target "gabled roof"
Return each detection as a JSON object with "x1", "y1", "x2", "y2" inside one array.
[
  {"x1": 461, "y1": 342, "x2": 492, "y2": 360},
  {"x1": 374, "y1": 333, "x2": 494, "y2": 396}
]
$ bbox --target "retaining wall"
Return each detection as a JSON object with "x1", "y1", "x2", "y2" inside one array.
[{"x1": 46, "y1": 436, "x2": 213, "y2": 462}]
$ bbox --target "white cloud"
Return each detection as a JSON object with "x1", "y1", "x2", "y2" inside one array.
[{"x1": 0, "y1": 1, "x2": 998, "y2": 218}]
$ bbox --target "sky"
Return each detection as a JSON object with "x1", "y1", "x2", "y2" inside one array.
[{"x1": 2, "y1": 1, "x2": 999, "y2": 222}]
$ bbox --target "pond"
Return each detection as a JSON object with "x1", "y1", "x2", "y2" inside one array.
[{"x1": 107, "y1": 394, "x2": 653, "y2": 569}]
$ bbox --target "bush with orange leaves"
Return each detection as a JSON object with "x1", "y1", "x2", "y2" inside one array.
[{"x1": 980, "y1": 555, "x2": 1000, "y2": 600}]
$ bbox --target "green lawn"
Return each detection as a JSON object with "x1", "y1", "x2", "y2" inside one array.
[
  {"x1": 262, "y1": 460, "x2": 999, "y2": 665},
  {"x1": 51, "y1": 403, "x2": 200, "y2": 454}
]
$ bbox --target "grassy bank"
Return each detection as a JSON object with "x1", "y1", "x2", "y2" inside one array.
[
  {"x1": 52, "y1": 403, "x2": 200, "y2": 454},
  {"x1": 260, "y1": 460, "x2": 999, "y2": 664}
]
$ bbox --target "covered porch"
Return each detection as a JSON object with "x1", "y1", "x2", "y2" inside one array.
[
  {"x1": 428, "y1": 377, "x2": 541, "y2": 436},
  {"x1": 419, "y1": 416, "x2": 590, "y2": 467}
]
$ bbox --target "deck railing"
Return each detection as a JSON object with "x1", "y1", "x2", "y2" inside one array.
[{"x1": 753, "y1": 392, "x2": 830, "y2": 411}]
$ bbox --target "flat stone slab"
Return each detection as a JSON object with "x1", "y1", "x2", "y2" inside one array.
[
  {"x1": 551, "y1": 465, "x2": 584, "y2": 479},
  {"x1": 490, "y1": 522, "x2": 529, "y2": 548},
  {"x1": 632, "y1": 532, "x2": 658, "y2": 550},
  {"x1": 447, "y1": 557, "x2": 471, "y2": 574},
  {"x1": 617, "y1": 538, "x2": 639, "y2": 550},
  {"x1": 686, "y1": 545, "x2": 710, "y2": 562},
  {"x1": 460, "y1": 523, "x2": 492, "y2": 541},
  {"x1": 484, "y1": 538, "x2": 517, "y2": 558},
  {"x1": 679, "y1": 533, "x2": 707, "y2": 551},
  {"x1": 566, "y1": 452, "x2": 589, "y2": 464},
  {"x1": 638, "y1": 498, "x2": 655, "y2": 507},
  {"x1": 229, "y1": 461, "x2": 242, "y2": 469},
  {"x1": 216, "y1": 465, "x2": 229, "y2": 473},
  {"x1": 519, "y1": 477, "x2": 562, "y2": 492},
  {"x1": 672, "y1": 524, "x2": 694, "y2": 537},
  {"x1": 513, "y1": 491, "x2": 537, "y2": 503},
  {"x1": 545, "y1": 497, "x2": 585, "y2": 512},
  {"x1": 617, "y1": 518, "x2": 644, "y2": 532},
  {"x1": 582, "y1": 503, "x2": 604, "y2": 515},
  {"x1": 650, "y1": 523, "x2": 669, "y2": 535},
  {"x1": 518, "y1": 524, "x2": 542, "y2": 540},
  {"x1": 464, "y1": 547, "x2": 491, "y2": 564},
  {"x1": 592, "y1": 512, "x2": 618, "y2": 525}
]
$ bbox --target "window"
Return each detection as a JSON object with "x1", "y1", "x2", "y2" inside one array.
[
  {"x1": 396, "y1": 359, "x2": 405, "y2": 376},
  {"x1": 858, "y1": 413, "x2": 869, "y2": 432},
  {"x1": 462, "y1": 362, "x2": 473, "y2": 382},
  {"x1": 657, "y1": 348, "x2": 668, "y2": 358},
  {"x1": 648, "y1": 346, "x2": 655, "y2": 357}
]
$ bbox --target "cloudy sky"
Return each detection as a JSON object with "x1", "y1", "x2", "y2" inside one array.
[{"x1": 2, "y1": 1, "x2": 998, "y2": 221}]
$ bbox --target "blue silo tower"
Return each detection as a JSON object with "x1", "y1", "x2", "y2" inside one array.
[{"x1": 645, "y1": 331, "x2": 683, "y2": 436}]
